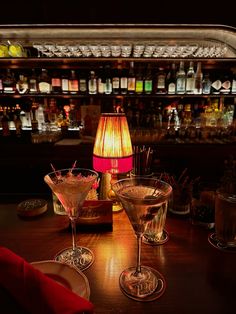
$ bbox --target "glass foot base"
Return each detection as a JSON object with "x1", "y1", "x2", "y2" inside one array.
[
  {"x1": 143, "y1": 229, "x2": 169, "y2": 245},
  {"x1": 119, "y1": 266, "x2": 166, "y2": 302},
  {"x1": 54, "y1": 246, "x2": 94, "y2": 271},
  {"x1": 208, "y1": 233, "x2": 236, "y2": 253}
]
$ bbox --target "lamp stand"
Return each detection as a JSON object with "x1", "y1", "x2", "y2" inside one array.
[{"x1": 99, "y1": 172, "x2": 123, "y2": 213}]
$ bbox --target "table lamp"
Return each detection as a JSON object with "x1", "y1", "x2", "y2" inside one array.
[{"x1": 93, "y1": 113, "x2": 133, "y2": 212}]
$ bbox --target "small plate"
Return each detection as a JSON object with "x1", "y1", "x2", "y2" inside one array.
[
  {"x1": 17, "y1": 199, "x2": 47, "y2": 217},
  {"x1": 31, "y1": 260, "x2": 90, "y2": 299}
]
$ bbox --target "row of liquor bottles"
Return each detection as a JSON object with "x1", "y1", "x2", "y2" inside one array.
[
  {"x1": 0, "y1": 96, "x2": 235, "y2": 138},
  {"x1": 0, "y1": 62, "x2": 236, "y2": 96}
]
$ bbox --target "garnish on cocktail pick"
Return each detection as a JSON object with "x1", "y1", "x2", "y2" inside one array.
[
  {"x1": 50, "y1": 163, "x2": 61, "y2": 182},
  {"x1": 50, "y1": 163, "x2": 56, "y2": 172},
  {"x1": 72, "y1": 160, "x2": 77, "y2": 170},
  {"x1": 92, "y1": 177, "x2": 100, "y2": 190},
  {"x1": 69, "y1": 160, "x2": 78, "y2": 176}
]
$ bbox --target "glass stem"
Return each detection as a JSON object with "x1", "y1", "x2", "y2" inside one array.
[
  {"x1": 70, "y1": 217, "x2": 77, "y2": 251},
  {"x1": 136, "y1": 234, "x2": 142, "y2": 274}
]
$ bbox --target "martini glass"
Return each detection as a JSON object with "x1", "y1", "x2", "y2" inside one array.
[
  {"x1": 112, "y1": 177, "x2": 172, "y2": 301},
  {"x1": 44, "y1": 168, "x2": 98, "y2": 271}
]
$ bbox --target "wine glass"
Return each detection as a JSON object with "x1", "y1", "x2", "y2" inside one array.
[
  {"x1": 112, "y1": 177, "x2": 172, "y2": 301},
  {"x1": 44, "y1": 168, "x2": 98, "y2": 271}
]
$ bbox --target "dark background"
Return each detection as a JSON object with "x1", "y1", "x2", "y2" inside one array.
[{"x1": 0, "y1": 0, "x2": 235, "y2": 28}]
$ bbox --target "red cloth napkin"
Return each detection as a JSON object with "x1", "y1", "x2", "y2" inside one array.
[{"x1": 0, "y1": 246, "x2": 94, "y2": 314}]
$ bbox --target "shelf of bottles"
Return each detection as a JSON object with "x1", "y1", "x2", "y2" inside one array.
[
  {"x1": 0, "y1": 59, "x2": 236, "y2": 144},
  {"x1": 0, "y1": 22, "x2": 236, "y2": 145}
]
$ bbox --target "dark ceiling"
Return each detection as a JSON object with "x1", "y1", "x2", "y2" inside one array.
[{"x1": 1, "y1": 0, "x2": 236, "y2": 28}]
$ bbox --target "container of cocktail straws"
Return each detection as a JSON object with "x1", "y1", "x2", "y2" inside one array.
[{"x1": 131, "y1": 145, "x2": 154, "y2": 176}]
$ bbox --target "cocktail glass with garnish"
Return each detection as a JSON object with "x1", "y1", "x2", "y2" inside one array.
[
  {"x1": 44, "y1": 168, "x2": 98, "y2": 271},
  {"x1": 112, "y1": 177, "x2": 172, "y2": 301}
]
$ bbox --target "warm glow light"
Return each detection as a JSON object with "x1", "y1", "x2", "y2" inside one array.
[{"x1": 93, "y1": 113, "x2": 133, "y2": 174}]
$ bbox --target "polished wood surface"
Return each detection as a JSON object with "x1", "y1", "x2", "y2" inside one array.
[{"x1": 0, "y1": 201, "x2": 235, "y2": 314}]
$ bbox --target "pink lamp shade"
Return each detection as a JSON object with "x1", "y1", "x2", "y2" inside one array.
[{"x1": 93, "y1": 113, "x2": 133, "y2": 174}]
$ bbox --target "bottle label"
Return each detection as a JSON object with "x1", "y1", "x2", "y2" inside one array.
[
  {"x1": 127, "y1": 78, "x2": 136, "y2": 92},
  {"x1": 104, "y1": 79, "x2": 112, "y2": 94},
  {"x1": 39, "y1": 82, "x2": 51, "y2": 93},
  {"x1": 135, "y1": 80, "x2": 143, "y2": 93},
  {"x1": 98, "y1": 78, "x2": 104, "y2": 94},
  {"x1": 157, "y1": 75, "x2": 165, "y2": 89},
  {"x1": 168, "y1": 82, "x2": 176, "y2": 94},
  {"x1": 176, "y1": 78, "x2": 186, "y2": 94},
  {"x1": 51, "y1": 78, "x2": 61, "y2": 87},
  {"x1": 112, "y1": 77, "x2": 120, "y2": 89},
  {"x1": 186, "y1": 78, "x2": 195, "y2": 93},
  {"x1": 232, "y1": 79, "x2": 236, "y2": 93},
  {"x1": 88, "y1": 79, "x2": 97, "y2": 94},
  {"x1": 4, "y1": 87, "x2": 14, "y2": 93},
  {"x1": 29, "y1": 79, "x2": 37, "y2": 93},
  {"x1": 120, "y1": 77, "x2": 128, "y2": 89},
  {"x1": 144, "y1": 80, "x2": 152, "y2": 93},
  {"x1": 69, "y1": 80, "x2": 79, "y2": 93},
  {"x1": 62, "y1": 79, "x2": 69, "y2": 93},
  {"x1": 79, "y1": 79, "x2": 87, "y2": 93}
]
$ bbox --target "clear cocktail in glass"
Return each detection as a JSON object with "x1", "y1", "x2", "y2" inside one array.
[
  {"x1": 44, "y1": 167, "x2": 98, "y2": 270},
  {"x1": 112, "y1": 177, "x2": 172, "y2": 301}
]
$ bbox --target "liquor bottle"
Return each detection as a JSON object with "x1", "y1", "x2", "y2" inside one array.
[
  {"x1": 104, "y1": 65, "x2": 112, "y2": 95},
  {"x1": 1, "y1": 107, "x2": 10, "y2": 136},
  {"x1": 186, "y1": 61, "x2": 195, "y2": 94},
  {"x1": 29, "y1": 69, "x2": 38, "y2": 94},
  {"x1": 166, "y1": 63, "x2": 176, "y2": 94},
  {"x1": 97, "y1": 66, "x2": 105, "y2": 94},
  {"x1": 49, "y1": 98, "x2": 59, "y2": 123},
  {"x1": 112, "y1": 64, "x2": 120, "y2": 95},
  {"x1": 177, "y1": 103, "x2": 184, "y2": 126},
  {"x1": 194, "y1": 61, "x2": 203, "y2": 94},
  {"x1": 38, "y1": 69, "x2": 51, "y2": 94},
  {"x1": 14, "y1": 105, "x2": 22, "y2": 138},
  {"x1": 3, "y1": 69, "x2": 16, "y2": 94},
  {"x1": 120, "y1": 67, "x2": 128, "y2": 95},
  {"x1": 183, "y1": 104, "x2": 192, "y2": 127},
  {"x1": 88, "y1": 71, "x2": 97, "y2": 94},
  {"x1": 79, "y1": 71, "x2": 87, "y2": 95},
  {"x1": 51, "y1": 70, "x2": 62, "y2": 94},
  {"x1": 155, "y1": 67, "x2": 166, "y2": 94},
  {"x1": 232, "y1": 71, "x2": 236, "y2": 94},
  {"x1": 144, "y1": 63, "x2": 153, "y2": 94},
  {"x1": 31, "y1": 103, "x2": 39, "y2": 133},
  {"x1": 154, "y1": 102, "x2": 162, "y2": 129},
  {"x1": 68, "y1": 99, "x2": 77, "y2": 128},
  {"x1": 16, "y1": 74, "x2": 29, "y2": 94},
  {"x1": 61, "y1": 71, "x2": 69, "y2": 94},
  {"x1": 68, "y1": 70, "x2": 79, "y2": 94},
  {"x1": 135, "y1": 65, "x2": 144, "y2": 94},
  {"x1": 127, "y1": 61, "x2": 136, "y2": 94},
  {"x1": 202, "y1": 73, "x2": 212, "y2": 94},
  {"x1": 176, "y1": 61, "x2": 186, "y2": 94},
  {"x1": 36, "y1": 103, "x2": 45, "y2": 130}
]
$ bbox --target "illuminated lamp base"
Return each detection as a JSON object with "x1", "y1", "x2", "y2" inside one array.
[{"x1": 99, "y1": 172, "x2": 123, "y2": 213}]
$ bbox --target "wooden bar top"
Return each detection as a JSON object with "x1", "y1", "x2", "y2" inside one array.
[{"x1": 0, "y1": 200, "x2": 235, "y2": 314}]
